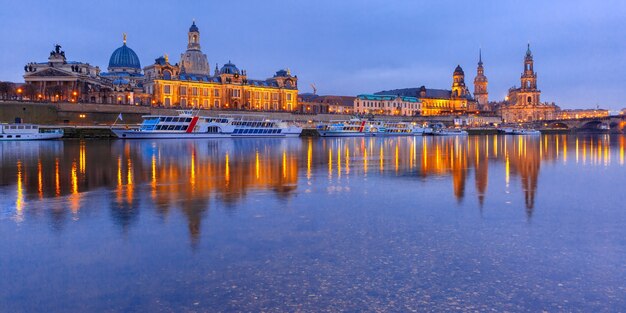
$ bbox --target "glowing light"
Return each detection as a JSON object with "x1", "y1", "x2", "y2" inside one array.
[
  {"x1": 16, "y1": 161, "x2": 24, "y2": 221},
  {"x1": 79, "y1": 141, "x2": 86, "y2": 173},
  {"x1": 55, "y1": 158, "x2": 61, "y2": 196},
  {"x1": 255, "y1": 151, "x2": 260, "y2": 180},
  {"x1": 117, "y1": 156, "x2": 122, "y2": 187},
  {"x1": 225, "y1": 153, "x2": 230, "y2": 184},
  {"x1": 307, "y1": 140, "x2": 312, "y2": 179}
]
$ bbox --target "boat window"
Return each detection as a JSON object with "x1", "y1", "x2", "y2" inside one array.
[
  {"x1": 277, "y1": 129, "x2": 282, "y2": 134},
  {"x1": 165, "y1": 117, "x2": 172, "y2": 122},
  {"x1": 7, "y1": 135, "x2": 12, "y2": 138},
  {"x1": 186, "y1": 118, "x2": 192, "y2": 123},
  {"x1": 167, "y1": 125, "x2": 175, "y2": 130},
  {"x1": 16, "y1": 135, "x2": 21, "y2": 138},
  {"x1": 182, "y1": 126, "x2": 188, "y2": 131}
]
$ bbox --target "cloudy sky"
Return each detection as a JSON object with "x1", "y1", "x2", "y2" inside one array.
[{"x1": 1, "y1": 0, "x2": 624, "y2": 109}]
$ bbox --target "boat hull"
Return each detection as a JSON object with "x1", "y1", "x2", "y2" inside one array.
[
  {"x1": 112, "y1": 129, "x2": 301, "y2": 139},
  {"x1": 0, "y1": 133, "x2": 63, "y2": 141}
]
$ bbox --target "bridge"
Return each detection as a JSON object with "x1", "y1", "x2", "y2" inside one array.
[{"x1": 529, "y1": 115, "x2": 626, "y2": 132}]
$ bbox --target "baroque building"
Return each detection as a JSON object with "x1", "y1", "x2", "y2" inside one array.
[
  {"x1": 143, "y1": 21, "x2": 298, "y2": 110},
  {"x1": 498, "y1": 45, "x2": 559, "y2": 122},
  {"x1": 23, "y1": 44, "x2": 105, "y2": 102},
  {"x1": 375, "y1": 65, "x2": 477, "y2": 116},
  {"x1": 473, "y1": 49, "x2": 489, "y2": 110}
]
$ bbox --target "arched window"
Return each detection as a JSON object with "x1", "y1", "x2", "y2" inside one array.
[
  {"x1": 527, "y1": 96, "x2": 532, "y2": 104},
  {"x1": 163, "y1": 70, "x2": 172, "y2": 80}
]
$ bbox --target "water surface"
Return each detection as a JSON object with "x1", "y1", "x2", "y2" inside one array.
[{"x1": 1, "y1": 135, "x2": 625, "y2": 312}]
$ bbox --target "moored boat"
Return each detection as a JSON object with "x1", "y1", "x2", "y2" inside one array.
[
  {"x1": 112, "y1": 110, "x2": 302, "y2": 139},
  {"x1": 0, "y1": 124, "x2": 64, "y2": 141},
  {"x1": 499, "y1": 127, "x2": 541, "y2": 135},
  {"x1": 316, "y1": 119, "x2": 374, "y2": 137}
]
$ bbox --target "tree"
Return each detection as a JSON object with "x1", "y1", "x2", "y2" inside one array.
[
  {"x1": 0, "y1": 82, "x2": 15, "y2": 100},
  {"x1": 21, "y1": 84, "x2": 38, "y2": 101}
]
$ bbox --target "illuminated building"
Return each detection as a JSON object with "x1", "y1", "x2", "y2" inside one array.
[
  {"x1": 497, "y1": 44, "x2": 559, "y2": 122},
  {"x1": 143, "y1": 21, "x2": 298, "y2": 110},
  {"x1": 353, "y1": 94, "x2": 421, "y2": 116},
  {"x1": 99, "y1": 34, "x2": 148, "y2": 105},
  {"x1": 23, "y1": 44, "x2": 105, "y2": 102},
  {"x1": 375, "y1": 65, "x2": 477, "y2": 116},
  {"x1": 473, "y1": 49, "x2": 489, "y2": 110}
]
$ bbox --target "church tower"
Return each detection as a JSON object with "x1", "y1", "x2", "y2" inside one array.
[
  {"x1": 518, "y1": 44, "x2": 540, "y2": 106},
  {"x1": 451, "y1": 65, "x2": 466, "y2": 99},
  {"x1": 180, "y1": 20, "x2": 210, "y2": 76},
  {"x1": 473, "y1": 49, "x2": 488, "y2": 108}
]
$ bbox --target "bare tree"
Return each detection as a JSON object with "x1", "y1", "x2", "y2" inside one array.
[{"x1": 0, "y1": 82, "x2": 15, "y2": 100}]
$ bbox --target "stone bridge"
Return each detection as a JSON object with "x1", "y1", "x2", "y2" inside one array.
[{"x1": 530, "y1": 115, "x2": 626, "y2": 132}]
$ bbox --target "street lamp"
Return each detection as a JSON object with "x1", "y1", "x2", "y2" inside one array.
[{"x1": 17, "y1": 88, "x2": 22, "y2": 100}]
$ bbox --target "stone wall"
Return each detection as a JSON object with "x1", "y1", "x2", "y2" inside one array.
[{"x1": 1, "y1": 101, "x2": 458, "y2": 126}]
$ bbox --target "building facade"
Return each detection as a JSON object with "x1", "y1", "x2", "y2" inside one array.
[
  {"x1": 23, "y1": 45, "x2": 105, "y2": 102},
  {"x1": 556, "y1": 109, "x2": 609, "y2": 120},
  {"x1": 354, "y1": 94, "x2": 421, "y2": 116},
  {"x1": 375, "y1": 65, "x2": 477, "y2": 116},
  {"x1": 143, "y1": 22, "x2": 298, "y2": 110},
  {"x1": 498, "y1": 45, "x2": 559, "y2": 122}
]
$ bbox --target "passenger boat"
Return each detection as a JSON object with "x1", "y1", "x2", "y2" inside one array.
[
  {"x1": 0, "y1": 124, "x2": 64, "y2": 141},
  {"x1": 112, "y1": 110, "x2": 302, "y2": 139},
  {"x1": 499, "y1": 127, "x2": 541, "y2": 135},
  {"x1": 316, "y1": 119, "x2": 374, "y2": 137},
  {"x1": 369, "y1": 121, "x2": 432, "y2": 136}
]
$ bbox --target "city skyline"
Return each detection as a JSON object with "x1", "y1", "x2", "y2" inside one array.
[{"x1": 1, "y1": 0, "x2": 625, "y2": 109}]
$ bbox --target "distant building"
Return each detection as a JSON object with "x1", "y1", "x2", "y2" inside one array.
[
  {"x1": 99, "y1": 34, "x2": 148, "y2": 104},
  {"x1": 556, "y1": 109, "x2": 609, "y2": 120},
  {"x1": 354, "y1": 94, "x2": 421, "y2": 116},
  {"x1": 23, "y1": 44, "x2": 105, "y2": 102},
  {"x1": 497, "y1": 45, "x2": 559, "y2": 122},
  {"x1": 143, "y1": 21, "x2": 298, "y2": 110},
  {"x1": 297, "y1": 94, "x2": 355, "y2": 114},
  {"x1": 375, "y1": 65, "x2": 477, "y2": 116}
]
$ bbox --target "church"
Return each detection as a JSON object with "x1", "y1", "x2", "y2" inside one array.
[
  {"x1": 496, "y1": 45, "x2": 559, "y2": 122},
  {"x1": 374, "y1": 63, "x2": 481, "y2": 116}
]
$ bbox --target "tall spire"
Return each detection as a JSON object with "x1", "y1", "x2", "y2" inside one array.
[
  {"x1": 478, "y1": 48, "x2": 483, "y2": 65},
  {"x1": 526, "y1": 42, "x2": 532, "y2": 57}
]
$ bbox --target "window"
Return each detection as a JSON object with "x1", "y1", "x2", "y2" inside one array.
[
  {"x1": 214, "y1": 89, "x2": 220, "y2": 97},
  {"x1": 192, "y1": 87, "x2": 198, "y2": 96},
  {"x1": 272, "y1": 93, "x2": 278, "y2": 100},
  {"x1": 181, "y1": 98, "x2": 187, "y2": 107},
  {"x1": 164, "y1": 98, "x2": 171, "y2": 106},
  {"x1": 214, "y1": 100, "x2": 220, "y2": 108},
  {"x1": 180, "y1": 86, "x2": 187, "y2": 96},
  {"x1": 203, "y1": 88, "x2": 209, "y2": 97},
  {"x1": 286, "y1": 93, "x2": 292, "y2": 101}
]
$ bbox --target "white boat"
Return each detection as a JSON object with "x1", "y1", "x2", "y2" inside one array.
[
  {"x1": 0, "y1": 124, "x2": 64, "y2": 141},
  {"x1": 369, "y1": 121, "x2": 433, "y2": 136},
  {"x1": 112, "y1": 110, "x2": 302, "y2": 139},
  {"x1": 316, "y1": 119, "x2": 374, "y2": 137},
  {"x1": 500, "y1": 127, "x2": 541, "y2": 135}
]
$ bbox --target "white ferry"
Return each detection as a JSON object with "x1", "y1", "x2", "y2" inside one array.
[
  {"x1": 316, "y1": 119, "x2": 374, "y2": 137},
  {"x1": 112, "y1": 110, "x2": 302, "y2": 139},
  {"x1": 0, "y1": 124, "x2": 64, "y2": 141},
  {"x1": 369, "y1": 121, "x2": 433, "y2": 136}
]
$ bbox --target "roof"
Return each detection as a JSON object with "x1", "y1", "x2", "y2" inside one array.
[
  {"x1": 108, "y1": 43, "x2": 141, "y2": 70},
  {"x1": 375, "y1": 87, "x2": 473, "y2": 100},
  {"x1": 357, "y1": 94, "x2": 420, "y2": 103}
]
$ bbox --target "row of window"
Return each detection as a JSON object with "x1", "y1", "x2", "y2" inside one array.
[
  {"x1": 163, "y1": 85, "x2": 292, "y2": 101},
  {"x1": 233, "y1": 128, "x2": 282, "y2": 134},
  {"x1": 155, "y1": 125, "x2": 189, "y2": 131},
  {"x1": 3, "y1": 125, "x2": 37, "y2": 130},
  {"x1": 0, "y1": 135, "x2": 22, "y2": 138},
  {"x1": 356, "y1": 101, "x2": 420, "y2": 109},
  {"x1": 231, "y1": 121, "x2": 277, "y2": 127}
]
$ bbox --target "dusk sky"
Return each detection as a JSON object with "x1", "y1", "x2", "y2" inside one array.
[{"x1": 1, "y1": 0, "x2": 625, "y2": 109}]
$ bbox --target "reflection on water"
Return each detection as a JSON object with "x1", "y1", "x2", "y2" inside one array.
[
  {"x1": 1, "y1": 135, "x2": 624, "y2": 238},
  {"x1": 1, "y1": 135, "x2": 626, "y2": 311}
]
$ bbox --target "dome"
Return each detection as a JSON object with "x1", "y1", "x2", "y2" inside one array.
[
  {"x1": 220, "y1": 61, "x2": 240, "y2": 75},
  {"x1": 453, "y1": 65, "x2": 464, "y2": 75},
  {"x1": 108, "y1": 43, "x2": 141, "y2": 70},
  {"x1": 189, "y1": 21, "x2": 199, "y2": 33}
]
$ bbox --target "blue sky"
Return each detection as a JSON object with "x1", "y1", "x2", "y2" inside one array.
[{"x1": 1, "y1": 0, "x2": 625, "y2": 109}]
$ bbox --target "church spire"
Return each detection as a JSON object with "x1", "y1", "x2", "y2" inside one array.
[
  {"x1": 526, "y1": 42, "x2": 532, "y2": 57},
  {"x1": 478, "y1": 48, "x2": 482, "y2": 65}
]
